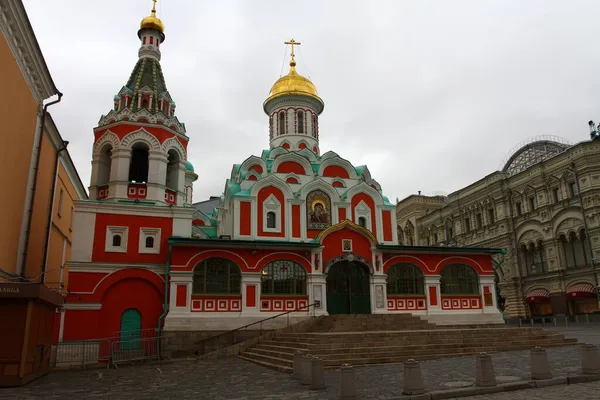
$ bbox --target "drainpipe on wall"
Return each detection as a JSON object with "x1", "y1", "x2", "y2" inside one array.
[
  {"x1": 40, "y1": 141, "x2": 69, "y2": 285},
  {"x1": 19, "y1": 92, "x2": 63, "y2": 279},
  {"x1": 570, "y1": 161, "x2": 600, "y2": 308},
  {"x1": 157, "y1": 243, "x2": 172, "y2": 345}
]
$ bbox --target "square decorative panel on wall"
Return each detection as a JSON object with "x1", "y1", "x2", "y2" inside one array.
[{"x1": 205, "y1": 300, "x2": 215, "y2": 311}]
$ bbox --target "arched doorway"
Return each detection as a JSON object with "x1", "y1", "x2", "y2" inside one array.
[
  {"x1": 120, "y1": 308, "x2": 142, "y2": 350},
  {"x1": 326, "y1": 261, "x2": 371, "y2": 314}
]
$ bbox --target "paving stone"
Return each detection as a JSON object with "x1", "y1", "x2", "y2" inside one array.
[{"x1": 0, "y1": 327, "x2": 598, "y2": 400}]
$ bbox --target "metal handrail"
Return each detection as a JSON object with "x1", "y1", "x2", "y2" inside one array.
[{"x1": 194, "y1": 301, "x2": 318, "y2": 356}]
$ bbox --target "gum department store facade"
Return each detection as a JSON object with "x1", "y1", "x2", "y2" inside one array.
[
  {"x1": 60, "y1": 4, "x2": 506, "y2": 343},
  {"x1": 397, "y1": 133, "x2": 600, "y2": 318}
]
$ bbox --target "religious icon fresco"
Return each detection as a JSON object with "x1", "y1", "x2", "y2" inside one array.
[{"x1": 306, "y1": 189, "x2": 332, "y2": 230}]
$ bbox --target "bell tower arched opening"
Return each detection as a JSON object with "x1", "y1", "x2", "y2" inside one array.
[
  {"x1": 129, "y1": 143, "x2": 149, "y2": 183},
  {"x1": 97, "y1": 145, "x2": 113, "y2": 186}
]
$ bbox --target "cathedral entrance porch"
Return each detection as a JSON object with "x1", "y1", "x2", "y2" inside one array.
[{"x1": 326, "y1": 260, "x2": 371, "y2": 314}]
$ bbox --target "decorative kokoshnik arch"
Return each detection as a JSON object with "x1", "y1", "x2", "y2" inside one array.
[{"x1": 323, "y1": 253, "x2": 374, "y2": 274}]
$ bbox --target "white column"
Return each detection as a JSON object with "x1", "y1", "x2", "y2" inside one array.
[
  {"x1": 370, "y1": 274, "x2": 388, "y2": 314},
  {"x1": 308, "y1": 274, "x2": 328, "y2": 316},
  {"x1": 110, "y1": 148, "x2": 132, "y2": 199},
  {"x1": 425, "y1": 275, "x2": 442, "y2": 314},
  {"x1": 147, "y1": 151, "x2": 168, "y2": 203},
  {"x1": 169, "y1": 273, "x2": 193, "y2": 314},
  {"x1": 176, "y1": 161, "x2": 186, "y2": 205},
  {"x1": 241, "y1": 273, "x2": 262, "y2": 316}
]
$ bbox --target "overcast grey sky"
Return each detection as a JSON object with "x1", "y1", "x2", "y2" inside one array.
[{"x1": 23, "y1": 0, "x2": 600, "y2": 203}]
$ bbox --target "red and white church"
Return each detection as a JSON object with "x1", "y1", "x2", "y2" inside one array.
[{"x1": 61, "y1": 5, "x2": 504, "y2": 343}]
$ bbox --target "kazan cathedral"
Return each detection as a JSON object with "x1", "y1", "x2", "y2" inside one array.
[{"x1": 61, "y1": 4, "x2": 504, "y2": 343}]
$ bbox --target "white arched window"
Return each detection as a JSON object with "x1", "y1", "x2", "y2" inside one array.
[
  {"x1": 278, "y1": 112, "x2": 286, "y2": 135},
  {"x1": 297, "y1": 111, "x2": 304, "y2": 134}
]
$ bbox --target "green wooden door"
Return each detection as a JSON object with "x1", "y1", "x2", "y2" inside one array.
[
  {"x1": 120, "y1": 309, "x2": 142, "y2": 350},
  {"x1": 326, "y1": 261, "x2": 371, "y2": 314}
]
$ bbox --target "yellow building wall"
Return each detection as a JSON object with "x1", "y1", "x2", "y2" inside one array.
[
  {"x1": 24, "y1": 133, "x2": 56, "y2": 281},
  {"x1": 0, "y1": 30, "x2": 41, "y2": 277},
  {"x1": 43, "y1": 162, "x2": 80, "y2": 291}
]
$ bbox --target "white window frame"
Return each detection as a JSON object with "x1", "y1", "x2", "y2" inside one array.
[
  {"x1": 105, "y1": 226, "x2": 128, "y2": 253},
  {"x1": 263, "y1": 194, "x2": 281, "y2": 233},
  {"x1": 139, "y1": 227, "x2": 161, "y2": 254},
  {"x1": 354, "y1": 201, "x2": 372, "y2": 231}
]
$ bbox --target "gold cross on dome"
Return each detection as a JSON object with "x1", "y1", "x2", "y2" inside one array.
[
  {"x1": 284, "y1": 39, "x2": 301, "y2": 61},
  {"x1": 151, "y1": 0, "x2": 158, "y2": 14}
]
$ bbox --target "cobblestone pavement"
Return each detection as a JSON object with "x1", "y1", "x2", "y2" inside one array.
[
  {"x1": 0, "y1": 345, "x2": 592, "y2": 400},
  {"x1": 465, "y1": 381, "x2": 600, "y2": 400},
  {"x1": 1, "y1": 326, "x2": 598, "y2": 400}
]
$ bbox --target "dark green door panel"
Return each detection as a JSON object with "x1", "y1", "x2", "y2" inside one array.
[
  {"x1": 120, "y1": 309, "x2": 142, "y2": 350},
  {"x1": 326, "y1": 261, "x2": 371, "y2": 314}
]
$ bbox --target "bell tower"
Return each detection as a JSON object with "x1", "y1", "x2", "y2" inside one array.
[
  {"x1": 89, "y1": 1, "x2": 190, "y2": 206},
  {"x1": 264, "y1": 39, "x2": 324, "y2": 154}
]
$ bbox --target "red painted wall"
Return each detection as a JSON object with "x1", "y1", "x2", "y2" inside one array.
[
  {"x1": 176, "y1": 285, "x2": 187, "y2": 307},
  {"x1": 94, "y1": 125, "x2": 188, "y2": 150},
  {"x1": 172, "y1": 247, "x2": 312, "y2": 273},
  {"x1": 92, "y1": 214, "x2": 172, "y2": 263},
  {"x1": 246, "y1": 285, "x2": 256, "y2": 307},
  {"x1": 276, "y1": 161, "x2": 305, "y2": 175},
  {"x1": 428, "y1": 286, "x2": 438, "y2": 306},
  {"x1": 257, "y1": 186, "x2": 285, "y2": 238},
  {"x1": 240, "y1": 201, "x2": 251, "y2": 235},
  {"x1": 338, "y1": 208, "x2": 347, "y2": 221},
  {"x1": 382, "y1": 210, "x2": 392, "y2": 241},
  {"x1": 382, "y1": 253, "x2": 494, "y2": 275},
  {"x1": 62, "y1": 310, "x2": 100, "y2": 341},
  {"x1": 322, "y1": 165, "x2": 350, "y2": 179},
  {"x1": 248, "y1": 165, "x2": 263, "y2": 173},
  {"x1": 292, "y1": 204, "x2": 301, "y2": 238},
  {"x1": 351, "y1": 193, "x2": 376, "y2": 233},
  {"x1": 321, "y1": 227, "x2": 372, "y2": 268},
  {"x1": 307, "y1": 229, "x2": 320, "y2": 239}
]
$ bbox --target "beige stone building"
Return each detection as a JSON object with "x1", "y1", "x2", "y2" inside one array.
[{"x1": 396, "y1": 133, "x2": 600, "y2": 318}]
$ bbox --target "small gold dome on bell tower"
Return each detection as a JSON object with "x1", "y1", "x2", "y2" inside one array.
[
  {"x1": 265, "y1": 39, "x2": 323, "y2": 108},
  {"x1": 140, "y1": 0, "x2": 164, "y2": 34}
]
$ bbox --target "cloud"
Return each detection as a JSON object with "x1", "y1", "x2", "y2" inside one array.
[{"x1": 23, "y1": 0, "x2": 600, "y2": 203}]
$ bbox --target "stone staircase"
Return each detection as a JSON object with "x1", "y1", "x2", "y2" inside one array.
[{"x1": 238, "y1": 314, "x2": 579, "y2": 373}]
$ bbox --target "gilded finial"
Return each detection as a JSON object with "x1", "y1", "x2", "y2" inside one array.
[
  {"x1": 284, "y1": 39, "x2": 301, "y2": 69},
  {"x1": 140, "y1": 0, "x2": 165, "y2": 35}
]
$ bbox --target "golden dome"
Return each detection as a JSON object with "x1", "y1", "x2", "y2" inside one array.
[
  {"x1": 140, "y1": 1, "x2": 164, "y2": 34},
  {"x1": 265, "y1": 60, "x2": 323, "y2": 106}
]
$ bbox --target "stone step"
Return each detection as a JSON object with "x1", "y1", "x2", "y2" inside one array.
[
  {"x1": 239, "y1": 341, "x2": 577, "y2": 372},
  {"x1": 260, "y1": 335, "x2": 565, "y2": 349},
  {"x1": 264, "y1": 331, "x2": 560, "y2": 344},
  {"x1": 238, "y1": 354, "x2": 292, "y2": 373},
  {"x1": 254, "y1": 337, "x2": 577, "y2": 356}
]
